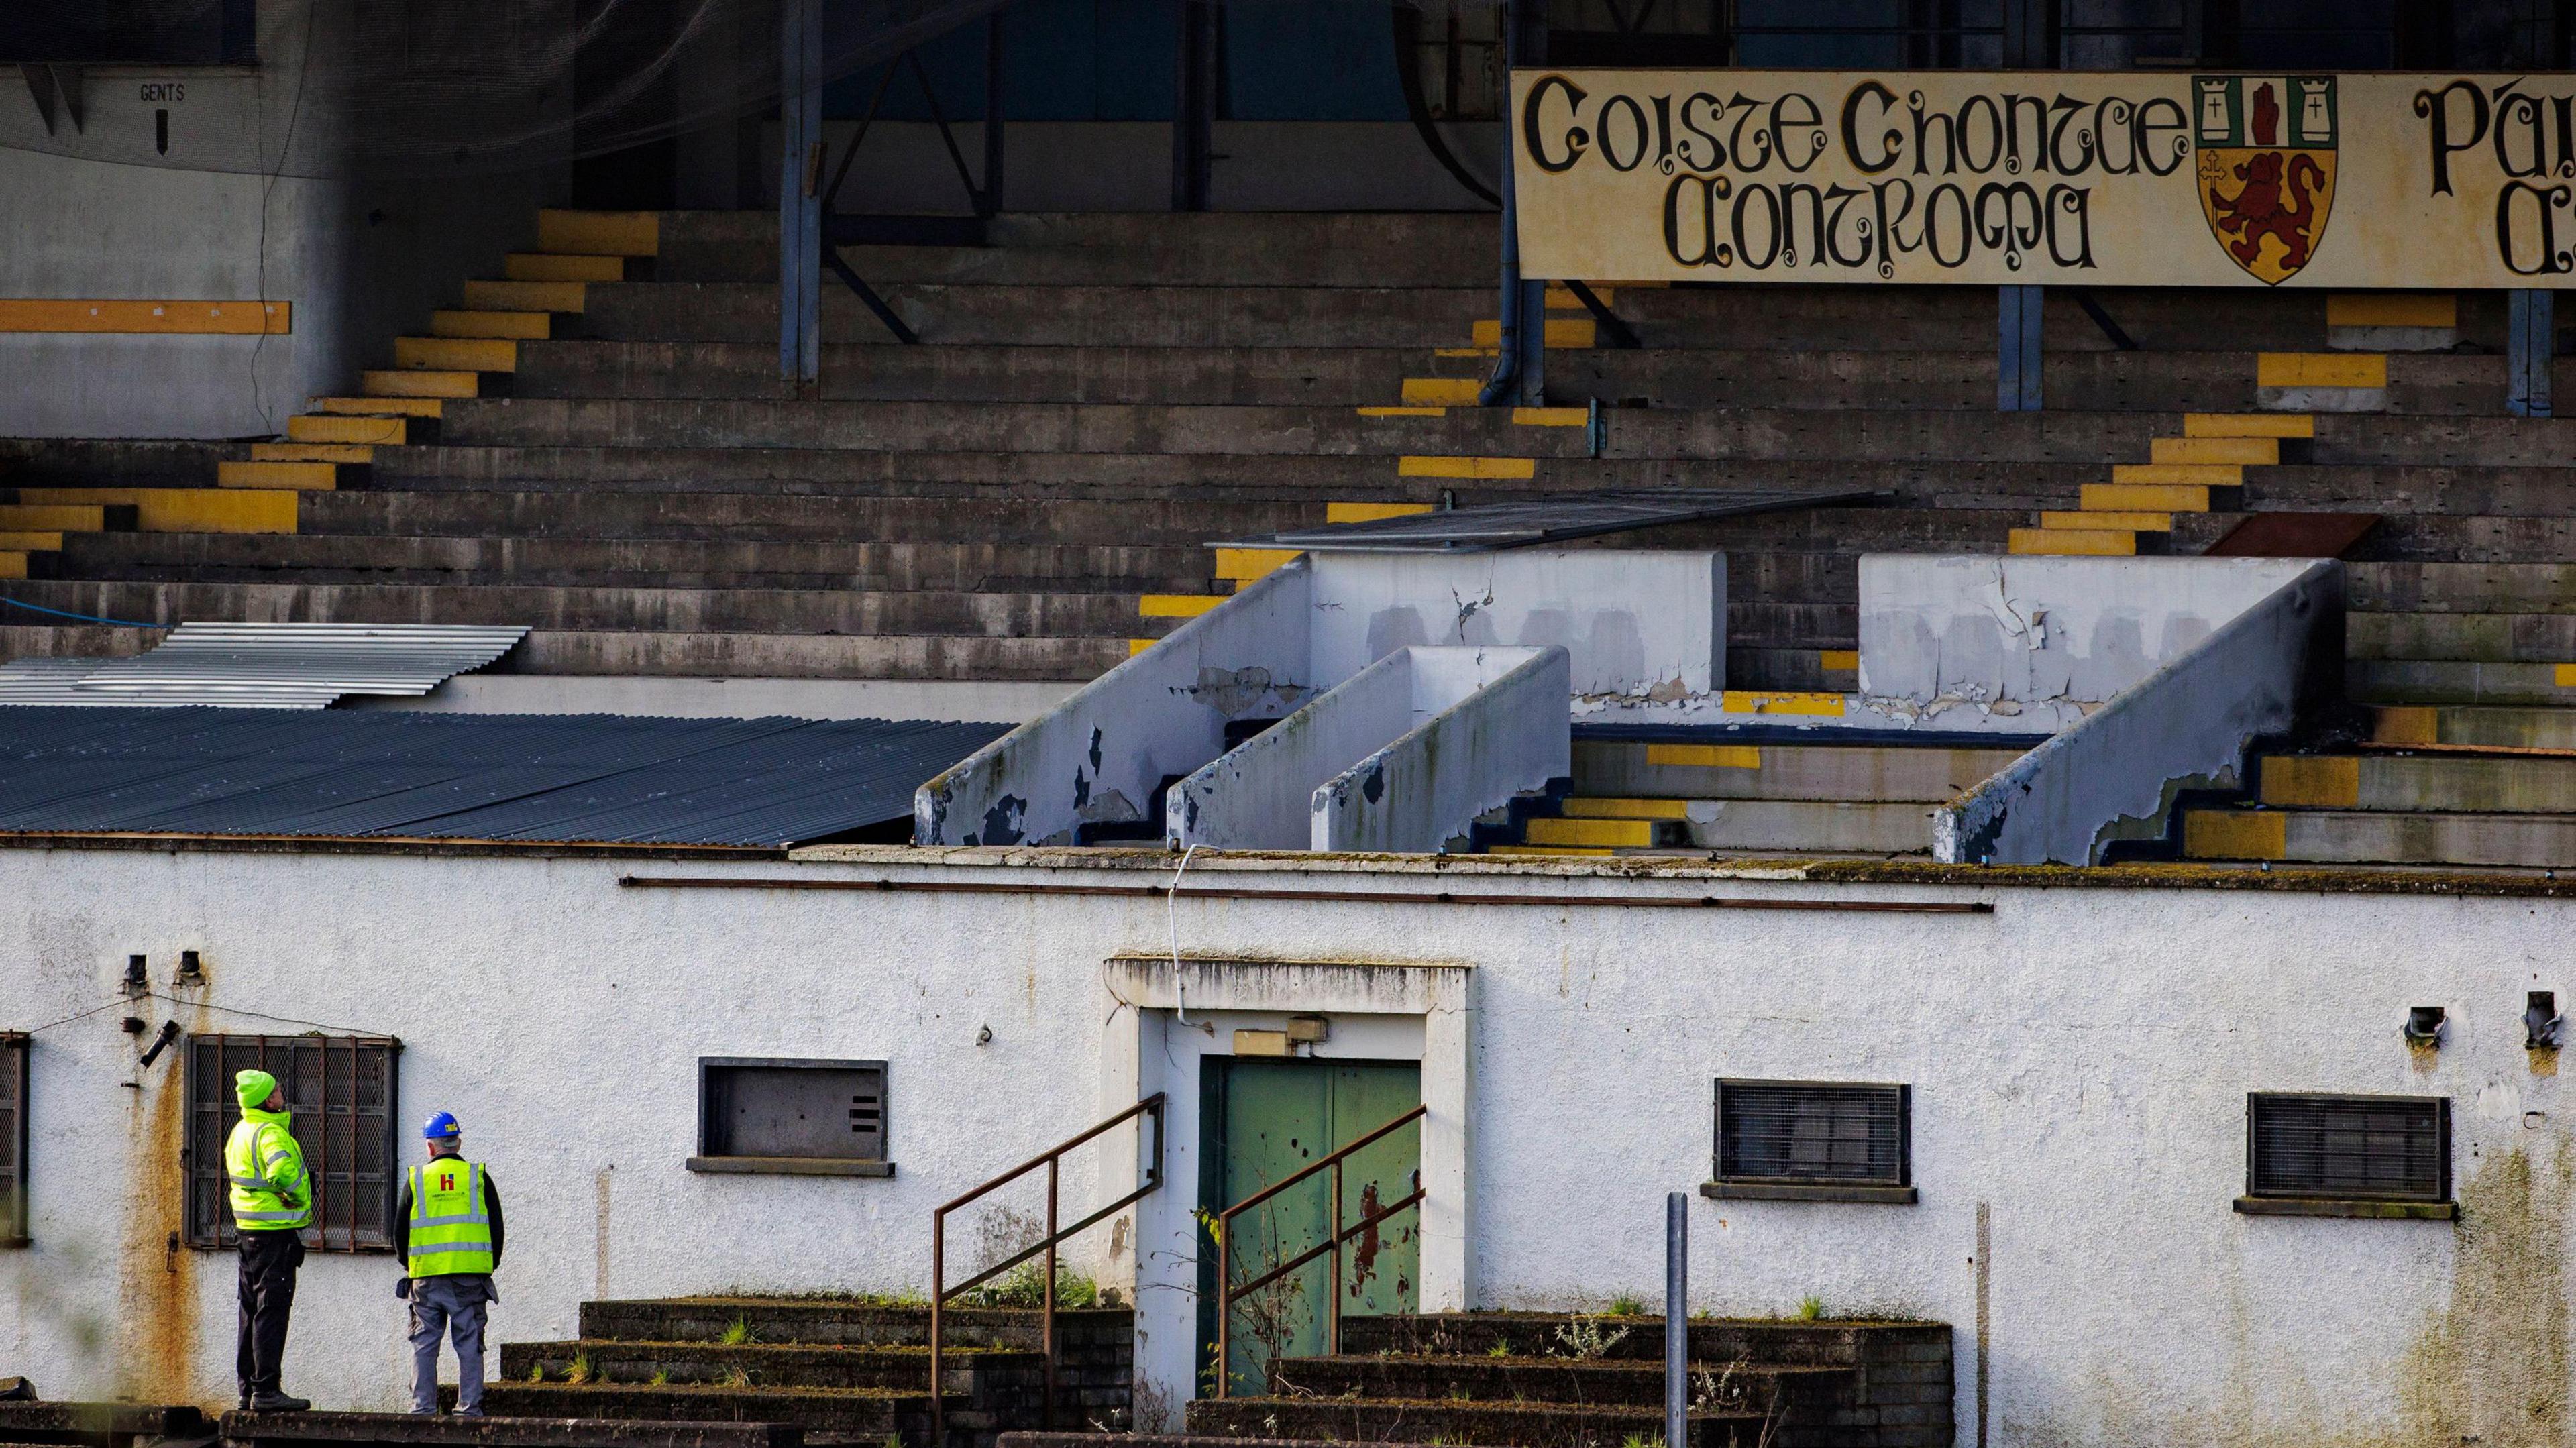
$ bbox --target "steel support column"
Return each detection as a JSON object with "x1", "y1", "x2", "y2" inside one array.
[
  {"x1": 1482, "y1": 0, "x2": 1546, "y2": 407},
  {"x1": 777, "y1": 0, "x2": 823, "y2": 391},
  {"x1": 1999, "y1": 285, "x2": 2043, "y2": 412},
  {"x1": 1172, "y1": 2, "x2": 1218, "y2": 212},
  {"x1": 2510, "y1": 288, "x2": 2555, "y2": 419}
]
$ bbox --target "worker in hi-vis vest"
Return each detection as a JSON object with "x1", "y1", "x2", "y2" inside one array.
[
  {"x1": 393, "y1": 1111, "x2": 504, "y2": 1416},
  {"x1": 225, "y1": 1070, "x2": 313, "y2": 1412}
]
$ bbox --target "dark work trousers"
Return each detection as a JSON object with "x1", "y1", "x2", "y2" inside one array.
[{"x1": 236, "y1": 1228, "x2": 305, "y2": 1397}]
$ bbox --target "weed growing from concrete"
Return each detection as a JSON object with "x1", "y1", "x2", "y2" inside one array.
[
  {"x1": 1487, "y1": 1340, "x2": 1513, "y2": 1359},
  {"x1": 719, "y1": 1316, "x2": 756, "y2": 1345},
  {"x1": 723, "y1": 1367, "x2": 753, "y2": 1390},
  {"x1": 1796, "y1": 1296, "x2": 1823, "y2": 1321},
  {"x1": 1607, "y1": 1294, "x2": 1648, "y2": 1317},
  {"x1": 526, "y1": 1363, "x2": 545, "y2": 1384},
  {"x1": 1619, "y1": 1434, "x2": 1666, "y2": 1448},
  {"x1": 649, "y1": 1371, "x2": 670, "y2": 1387},
  {"x1": 1549, "y1": 1317, "x2": 1629, "y2": 1361},
  {"x1": 566, "y1": 1353, "x2": 594, "y2": 1386}
]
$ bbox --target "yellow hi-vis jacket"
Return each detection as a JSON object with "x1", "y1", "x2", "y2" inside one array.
[
  {"x1": 225, "y1": 1104, "x2": 313, "y2": 1232},
  {"x1": 405, "y1": 1157, "x2": 496, "y2": 1278}
]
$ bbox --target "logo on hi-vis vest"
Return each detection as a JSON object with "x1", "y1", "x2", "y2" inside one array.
[
  {"x1": 2195, "y1": 74, "x2": 2338, "y2": 284},
  {"x1": 439, "y1": 1173, "x2": 456, "y2": 1192}
]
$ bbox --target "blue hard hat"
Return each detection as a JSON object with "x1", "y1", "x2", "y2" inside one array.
[{"x1": 422, "y1": 1110, "x2": 461, "y2": 1140}]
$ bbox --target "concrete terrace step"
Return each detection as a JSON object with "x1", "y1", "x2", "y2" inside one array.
[
  {"x1": 2350, "y1": 612, "x2": 2576, "y2": 661},
  {"x1": 477, "y1": 1384, "x2": 938, "y2": 1437},
  {"x1": 2183, "y1": 806, "x2": 2576, "y2": 869},
  {"x1": 2369, "y1": 704, "x2": 2576, "y2": 750},
  {"x1": 498, "y1": 1339, "x2": 1035, "y2": 1393},
  {"x1": 515, "y1": 341, "x2": 1424, "y2": 406},
  {"x1": 46, "y1": 534, "x2": 1216, "y2": 594},
  {"x1": 505, "y1": 628, "x2": 1121, "y2": 680},
  {"x1": 573, "y1": 282, "x2": 1494, "y2": 348},
  {"x1": 1266, "y1": 1353, "x2": 1851, "y2": 1409},
  {"x1": 578, "y1": 1300, "x2": 1111, "y2": 1351},
  {"x1": 0, "y1": 579, "x2": 1150, "y2": 639},
  {"x1": 1340, "y1": 1312, "x2": 1950, "y2": 1367},
  {"x1": 1181, "y1": 1396, "x2": 1768, "y2": 1448},
  {"x1": 2354, "y1": 564, "x2": 2576, "y2": 611},
  {"x1": 2349, "y1": 659, "x2": 2576, "y2": 706},
  {"x1": 219, "y1": 1411, "x2": 794, "y2": 1448},
  {"x1": 1572, "y1": 739, "x2": 2024, "y2": 802},
  {"x1": 2259, "y1": 753, "x2": 2576, "y2": 813}
]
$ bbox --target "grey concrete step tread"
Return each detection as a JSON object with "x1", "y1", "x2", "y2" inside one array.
[
  {"x1": 2350, "y1": 659, "x2": 2576, "y2": 706},
  {"x1": 2365, "y1": 704, "x2": 2576, "y2": 750},
  {"x1": 0, "y1": 580, "x2": 1150, "y2": 638},
  {"x1": 219, "y1": 1410, "x2": 794, "y2": 1448},
  {"x1": 576, "y1": 1298, "x2": 1100, "y2": 1349},
  {"x1": 2186, "y1": 806, "x2": 2576, "y2": 868},
  {"x1": 2351, "y1": 614, "x2": 2576, "y2": 661},
  {"x1": 1574, "y1": 740, "x2": 2020, "y2": 803},
  {"x1": 2259, "y1": 753, "x2": 2576, "y2": 813}
]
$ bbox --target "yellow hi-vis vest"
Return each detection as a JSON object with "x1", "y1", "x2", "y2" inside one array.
[
  {"x1": 225, "y1": 1107, "x2": 312, "y2": 1233},
  {"x1": 407, "y1": 1157, "x2": 494, "y2": 1278}
]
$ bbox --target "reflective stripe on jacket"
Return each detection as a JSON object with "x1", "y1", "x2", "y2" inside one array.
[
  {"x1": 225, "y1": 1106, "x2": 312, "y2": 1232},
  {"x1": 406, "y1": 1158, "x2": 495, "y2": 1277}
]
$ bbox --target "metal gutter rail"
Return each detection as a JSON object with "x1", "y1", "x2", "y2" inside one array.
[{"x1": 617, "y1": 875, "x2": 1994, "y2": 914}]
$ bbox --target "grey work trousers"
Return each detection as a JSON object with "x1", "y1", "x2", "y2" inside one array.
[{"x1": 408, "y1": 1274, "x2": 492, "y2": 1414}]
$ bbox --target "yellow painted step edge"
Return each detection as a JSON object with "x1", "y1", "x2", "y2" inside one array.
[
  {"x1": 2184, "y1": 412, "x2": 2314, "y2": 439},
  {"x1": 1328, "y1": 501, "x2": 1436, "y2": 524},
  {"x1": 2257, "y1": 352, "x2": 2387, "y2": 389},
  {"x1": 1398, "y1": 455, "x2": 1538, "y2": 480}
]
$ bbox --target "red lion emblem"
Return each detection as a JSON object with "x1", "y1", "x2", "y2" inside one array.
[{"x1": 2207, "y1": 151, "x2": 2328, "y2": 271}]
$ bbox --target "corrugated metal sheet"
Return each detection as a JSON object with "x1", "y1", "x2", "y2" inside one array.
[
  {"x1": 0, "y1": 708, "x2": 1009, "y2": 847},
  {"x1": 0, "y1": 623, "x2": 528, "y2": 709},
  {"x1": 1224, "y1": 489, "x2": 1888, "y2": 553}
]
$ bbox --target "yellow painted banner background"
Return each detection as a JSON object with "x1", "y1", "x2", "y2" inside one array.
[{"x1": 1511, "y1": 70, "x2": 2576, "y2": 287}]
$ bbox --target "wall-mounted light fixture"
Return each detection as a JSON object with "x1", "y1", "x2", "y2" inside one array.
[
  {"x1": 2528, "y1": 993, "x2": 2564, "y2": 1050},
  {"x1": 2404, "y1": 1005, "x2": 2447, "y2": 1048}
]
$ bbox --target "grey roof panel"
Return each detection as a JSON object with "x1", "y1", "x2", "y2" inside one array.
[
  {"x1": 0, "y1": 708, "x2": 1006, "y2": 847},
  {"x1": 0, "y1": 623, "x2": 527, "y2": 709}
]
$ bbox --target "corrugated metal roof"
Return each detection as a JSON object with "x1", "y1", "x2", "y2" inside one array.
[
  {"x1": 0, "y1": 623, "x2": 528, "y2": 709},
  {"x1": 1222, "y1": 489, "x2": 1889, "y2": 552},
  {"x1": 0, "y1": 708, "x2": 1008, "y2": 848}
]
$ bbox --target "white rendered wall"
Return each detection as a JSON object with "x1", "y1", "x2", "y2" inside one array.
[{"x1": 0, "y1": 843, "x2": 2567, "y2": 1448}]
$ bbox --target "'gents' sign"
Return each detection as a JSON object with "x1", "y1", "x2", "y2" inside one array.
[{"x1": 1511, "y1": 69, "x2": 2576, "y2": 287}]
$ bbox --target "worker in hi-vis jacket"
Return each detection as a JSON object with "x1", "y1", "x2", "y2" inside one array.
[{"x1": 393, "y1": 1111, "x2": 504, "y2": 1416}]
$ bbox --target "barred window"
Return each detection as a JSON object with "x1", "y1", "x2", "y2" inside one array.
[
  {"x1": 2245, "y1": 1093, "x2": 2449, "y2": 1204},
  {"x1": 184, "y1": 1034, "x2": 402, "y2": 1251},
  {"x1": 2, "y1": 1032, "x2": 25, "y2": 1247},
  {"x1": 1711, "y1": 1079, "x2": 1912, "y2": 1199},
  {"x1": 689, "y1": 1058, "x2": 892, "y2": 1177}
]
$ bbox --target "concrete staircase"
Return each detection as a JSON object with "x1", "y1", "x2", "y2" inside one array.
[
  {"x1": 483, "y1": 1297, "x2": 1130, "y2": 1447},
  {"x1": 1179, "y1": 1311, "x2": 1952, "y2": 1448},
  {"x1": 1477, "y1": 737, "x2": 2035, "y2": 858}
]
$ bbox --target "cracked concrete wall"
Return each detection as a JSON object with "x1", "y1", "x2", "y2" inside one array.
[
  {"x1": 1860, "y1": 556, "x2": 2320, "y2": 710},
  {"x1": 5, "y1": 846, "x2": 2575, "y2": 1447},
  {"x1": 917, "y1": 560, "x2": 1317, "y2": 846},
  {"x1": 1313, "y1": 646, "x2": 1570, "y2": 852},
  {"x1": 1937, "y1": 561, "x2": 2343, "y2": 865}
]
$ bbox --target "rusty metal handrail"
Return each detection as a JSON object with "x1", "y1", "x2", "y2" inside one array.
[
  {"x1": 930, "y1": 1093, "x2": 1165, "y2": 1443},
  {"x1": 1213, "y1": 1103, "x2": 1428, "y2": 1398}
]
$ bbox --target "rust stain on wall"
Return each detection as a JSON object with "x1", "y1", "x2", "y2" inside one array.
[
  {"x1": 115, "y1": 1008, "x2": 199, "y2": 1405},
  {"x1": 2398, "y1": 1145, "x2": 2571, "y2": 1446}
]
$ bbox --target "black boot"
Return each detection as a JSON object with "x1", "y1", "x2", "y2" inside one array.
[{"x1": 248, "y1": 1392, "x2": 311, "y2": 1413}]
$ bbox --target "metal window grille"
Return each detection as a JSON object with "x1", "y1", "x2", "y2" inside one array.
[
  {"x1": 2247, "y1": 1093, "x2": 2449, "y2": 1203},
  {"x1": 184, "y1": 1034, "x2": 402, "y2": 1252},
  {"x1": 1, "y1": 1033, "x2": 26, "y2": 1247},
  {"x1": 698, "y1": 1058, "x2": 889, "y2": 1163},
  {"x1": 1716, "y1": 1079, "x2": 1911, "y2": 1188}
]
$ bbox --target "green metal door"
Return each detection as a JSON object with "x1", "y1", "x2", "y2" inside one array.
[{"x1": 1197, "y1": 1057, "x2": 1422, "y2": 1396}]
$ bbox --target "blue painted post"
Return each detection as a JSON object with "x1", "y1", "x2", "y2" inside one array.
[
  {"x1": 1664, "y1": 1191, "x2": 1686, "y2": 1448},
  {"x1": 777, "y1": 0, "x2": 822, "y2": 391},
  {"x1": 2510, "y1": 288, "x2": 2555, "y2": 419},
  {"x1": 1998, "y1": 285, "x2": 2043, "y2": 412}
]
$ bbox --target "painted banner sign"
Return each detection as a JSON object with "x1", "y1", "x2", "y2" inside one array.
[{"x1": 1510, "y1": 70, "x2": 2576, "y2": 286}]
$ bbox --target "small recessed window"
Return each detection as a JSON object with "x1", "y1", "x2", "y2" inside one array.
[
  {"x1": 1703, "y1": 1078, "x2": 1914, "y2": 1205},
  {"x1": 2237, "y1": 1093, "x2": 2454, "y2": 1219},
  {"x1": 2, "y1": 1032, "x2": 27, "y2": 1247},
  {"x1": 689, "y1": 1058, "x2": 892, "y2": 1178}
]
